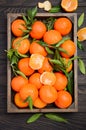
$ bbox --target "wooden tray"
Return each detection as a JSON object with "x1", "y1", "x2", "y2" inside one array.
[{"x1": 7, "y1": 13, "x2": 78, "y2": 113}]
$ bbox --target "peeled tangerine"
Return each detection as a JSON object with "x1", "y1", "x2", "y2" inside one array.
[
  {"x1": 61, "y1": 0, "x2": 78, "y2": 12},
  {"x1": 77, "y1": 27, "x2": 86, "y2": 41}
]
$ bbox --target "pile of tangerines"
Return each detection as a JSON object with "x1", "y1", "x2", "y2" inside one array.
[{"x1": 10, "y1": 14, "x2": 76, "y2": 110}]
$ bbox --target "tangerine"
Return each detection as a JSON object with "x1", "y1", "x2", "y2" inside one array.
[
  {"x1": 11, "y1": 76, "x2": 28, "y2": 92},
  {"x1": 12, "y1": 37, "x2": 30, "y2": 54},
  {"x1": 39, "y1": 85, "x2": 58, "y2": 104},
  {"x1": 29, "y1": 53, "x2": 45, "y2": 70},
  {"x1": 29, "y1": 41, "x2": 47, "y2": 56},
  {"x1": 30, "y1": 21, "x2": 47, "y2": 39},
  {"x1": 77, "y1": 27, "x2": 86, "y2": 41},
  {"x1": 54, "y1": 17, "x2": 72, "y2": 36},
  {"x1": 14, "y1": 93, "x2": 28, "y2": 108},
  {"x1": 53, "y1": 72, "x2": 68, "y2": 91},
  {"x1": 18, "y1": 58, "x2": 34, "y2": 76},
  {"x1": 38, "y1": 57, "x2": 53, "y2": 73},
  {"x1": 60, "y1": 39, "x2": 76, "y2": 58},
  {"x1": 43, "y1": 30, "x2": 62, "y2": 45},
  {"x1": 19, "y1": 83, "x2": 38, "y2": 101},
  {"x1": 28, "y1": 72, "x2": 42, "y2": 89},
  {"x1": 61, "y1": 0, "x2": 78, "y2": 12},
  {"x1": 33, "y1": 97, "x2": 47, "y2": 108},
  {"x1": 55, "y1": 90, "x2": 72, "y2": 108},
  {"x1": 40, "y1": 71, "x2": 56, "y2": 86},
  {"x1": 11, "y1": 19, "x2": 26, "y2": 37}
]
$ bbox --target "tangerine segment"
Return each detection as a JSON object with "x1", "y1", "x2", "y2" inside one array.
[
  {"x1": 39, "y1": 85, "x2": 58, "y2": 104},
  {"x1": 33, "y1": 97, "x2": 47, "y2": 108},
  {"x1": 30, "y1": 21, "x2": 47, "y2": 39},
  {"x1": 29, "y1": 41, "x2": 47, "y2": 56},
  {"x1": 60, "y1": 40, "x2": 76, "y2": 58},
  {"x1": 55, "y1": 90, "x2": 72, "y2": 108},
  {"x1": 19, "y1": 83, "x2": 38, "y2": 101},
  {"x1": 11, "y1": 19, "x2": 26, "y2": 37},
  {"x1": 18, "y1": 58, "x2": 34, "y2": 76},
  {"x1": 54, "y1": 17, "x2": 72, "y2": 36},
  {"x1": 77, "y1": 27, "x2": 86, "y2": 41},
  {"x1": 12, "y1": 37, "x2": 30, "y2": 54},
  {"x1": 38, "y1": 57, "x2": 53, "y2": 73},
  {"x1": 29, "y1": 54, "x2": 45, "y2": 70},
  {"x1": 43, "y1": 30, "x2": 62, "y2": 45},
  {"x1": 28, "y1": 72, "x2": 42, "y2": 89},
  {"x1": 11, "y1": 76, "x2": 28, "y2": 92},
  {"x1": 40, "y1": 71, "x2": 56, "y2": 85},
  {"x1": 53, "y1": 72, "x2": 68, "y2": 91},
  {"x1": 14, "y1": 93, "x2": 28, "y2": 108},
  {"x1": 61, "y1": 0, "x2": 78, "y2": 12}
]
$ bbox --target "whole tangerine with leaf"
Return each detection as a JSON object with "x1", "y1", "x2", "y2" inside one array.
[
  {"x1": 30, "y1": 20, "x2": 47, "y2": 39},
  {"x1": 60, "y1": 39, "x2": 76, "y2": 58},
  {"x1": 43, "y1": 30, "x2": 62, "y2": 45},
  {"x1": 11, "y1": 19, "x2": 27, "y2": 37},
  {"x1": 12, "y1": 37, "x2": 30, "y2": 54},
  {"x1": 29, "y1": 40, "x2": 47, "y2": 56},
  {"x1": 18, "y1": 57, "x2": 35, "y2": 76}
]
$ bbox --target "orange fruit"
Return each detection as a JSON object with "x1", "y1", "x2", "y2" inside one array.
[
  {"x1": 12, "y1": 37, "x2": 30, "y2": 54},
  {"x1": 30, "y1": 21, "x2": 47, "y2": 39},
  {"x1": 14, "y1": 93, "x2": 28, "y2": 108},
  {"x1": 33, "y1": 97, "x2": 47, "y2": 108},
  {"x1": 55, "y1": 90, "x2": 72, "y2": 108},
  {"x1": 39, "y1": 85, "x2": 58, "y2": 104},
  {"x1": 40, "y1": 71, "x2": 56, "y2": 86},
  {"x1": 53, "y1": 72, "x2": 68, "y2": 91},
  {"x1": 29, "y1": 41, "x2": 47, "y2": 56},
  {"x1": 11, "y1": 19, "x2": 26, "y2": 37},
  {"x1": 18, "y1": 58, "x2": 34, "y2": 76},
  {"x1": 60, "y1": 39, "x2": 76, "y2": 58},
  {"x1": 38, "y1": 57, "x2": 53, "y2": 73},
  {"x1": 77, "y1": 27, "x2": 86, "y2": 41},
  {"x1": 43, "y1": 30, "x2": 62, "y2": 45},
  {"x1": 61, "y1": 0, "x2": 78, "y2": 12},
  {"x1": 28, "y1": 72, "x2": 42, "y2": 89},
  {"x1": 11, "y1": 76, "x2": 28, "y2": 92},
  {"x1": 29, "y1": 53, "x2": 45, "y2": 70},
  {"x1": 62, "y1": 58, "x2": 73, "y2": 72},
  {"x1": 19, "y1": 83, "x2": 38, "y2": 101},
  {"x1": 54, "y1": 17, "x2": 72, "y2": 36}
]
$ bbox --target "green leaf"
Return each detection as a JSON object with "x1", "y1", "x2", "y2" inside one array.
[
  {"x1": 78, "y1": 59, "x2": 86, "y2": 74},
  {"x1": 58, "y1": 47, "x2": 68, "y2": 54},
  {"x1": 11, "y1": 55, "x2": 19, "y2": 65},
  {"x1": 17, "y1": 51, "x2": 28, "y2": 58},
  {"x1": 77, "y1": 40, "x2": 84, "y2": 50},
  {"x1": 25, "y1": 96, "x2": 33, "y2": 110},
  {"x1": 67, "y1": 71, "x2": 74, "y2": 95},
  {"x1": 27, "y1": 113, "x2": 42, "y2": 123},
  {"x1": 16, "y1": 70, "x2": 27, "y2": 79},
  {"x1": 45, "y1": 113, "x2": 68, "y2": 123},
  {"x1": 49, "y1": 5, "x2": 61, "y2": 13},
  {"x1": 32, "y1": 6, "x2": 37, "y2": 18},
  {"x1": 78, "y1": 13, "x2": 84, "y2": 27},
  {"x1": 45, "y1": 47, "x2": 54, "y2": 54},
  {"x1": 56, "y1": 36, "x2": 70, "y2": 47}
]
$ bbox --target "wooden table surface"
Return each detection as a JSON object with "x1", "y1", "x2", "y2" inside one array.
[{"x1": 0, "y1": 0, "x2": 86, "y2": 129}]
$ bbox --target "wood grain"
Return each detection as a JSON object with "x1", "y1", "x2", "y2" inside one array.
[{"x1": 0, "y1": 0, "x2": 86, "y2": 129}]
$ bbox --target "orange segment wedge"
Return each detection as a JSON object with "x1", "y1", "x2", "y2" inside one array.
[
  {"x1": 29, "y1": 53, "x2": 45, "y2": 70},
  {"x1": 40, "y1": 71, "x2": 56, "y2": 85},
  {"x1": 61, "y1": 0, "x2": 78, "y2": 12},
  {"x1": 77, "y1": 27, "x2": 86, "y2": 41}
]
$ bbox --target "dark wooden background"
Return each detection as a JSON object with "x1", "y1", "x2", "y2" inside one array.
[{"x1": 0, "y1": 0, "x2": 86, "y2": 129}]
